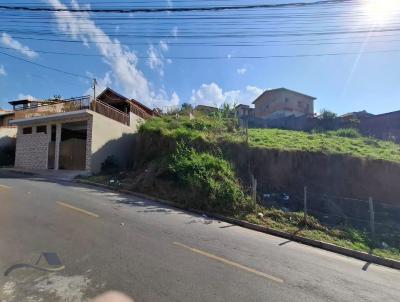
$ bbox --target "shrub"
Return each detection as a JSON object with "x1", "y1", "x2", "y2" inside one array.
[
  {"x1": 329, "y1": 128, "x2": 361, "y2": 138},
  {"x1": 168, "y1": 142, "x2": 248, "y2": 213},
  {"x1": 101, "y1": 156, "x2": 120, "y2": 174}
]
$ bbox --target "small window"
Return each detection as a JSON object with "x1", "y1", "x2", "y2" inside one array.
[
  {"x1": 265, "y1": 104, "x2": 269, "y2": 109},
  {"x1": 23, "y1": 127, "x2": 32, "y2": 134},
  {"x1": 285, "y1": 97, "x2": 289, "y2": 103},
  {"x1": 298, "y1": 101, "x2": 303, "y2": 107},
  {"x1": 37, "y1": 125, "x2": 47, "y2": 134}
]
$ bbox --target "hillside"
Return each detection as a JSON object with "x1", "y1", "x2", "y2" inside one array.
[
  {"x1": 141, "y1": 116, "x2": 400, "y2": 163},
  {"x1": 86, "y1": 115, "x2": 400, "y2": 261}
]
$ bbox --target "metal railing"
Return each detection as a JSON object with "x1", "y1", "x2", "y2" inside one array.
[
  {"x1": 13, "y1": 96, "x2": 91, "y2": 120},
  {"x1": 12, "y1": 95, "x2": 149, "y2": 126},
  {"x1": 92, "y1": 100, "x2": 130, "y2": 125}
]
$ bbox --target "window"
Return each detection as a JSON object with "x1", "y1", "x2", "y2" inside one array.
[
  {"x1": 285, "y1": 97, "x2": 289, "y2": 103},
  {"x1": 23, "y1": 127, "x2": 32, "y2": 134},
  {"x1": 298, "y1": 101, "x2": 303, "y2": 107},
  {"x1": 37, "y1": 125, "x2": 47, "y2": 134}
]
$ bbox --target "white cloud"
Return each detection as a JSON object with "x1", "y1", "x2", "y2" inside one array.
[
  {"x1": 171, "y1": 26, "x2": 179, "y2": 37},
  {"x1": 45, "y1": 0, "x2": 179, "y2": 109},
  {"x1": 147, "y1": 45, "x2": 164, "y2": 76},
  {"x1": 17, "y1": 93, "x2": 37, "y2": 101},
  {"x1": 190, "y1": 82, "x2": 264, "y2": 107},
  {"x1": 1, "y1": 33, "x2": 38, "y2": 59},
  {"x1": 237, "y1": 68, "x2": 247, "y2": 75},
  {"x1": 0, "y1": 65, "x2": 6, "y2": 76},
  {"x1": 160, "y1": 40, "x2": 169, "y2": 52}
]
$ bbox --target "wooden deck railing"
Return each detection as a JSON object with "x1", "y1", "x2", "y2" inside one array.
[
  {"x1": 128, "y1": 102, "x2": 152, "y2": 120},
  {"x1": 91, "y1": 100, "x2": 130, "y2": 125}
]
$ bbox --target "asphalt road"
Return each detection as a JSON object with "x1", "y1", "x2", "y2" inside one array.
[{"x1": 0, "y1": 171, "x2": 399, "y2": 302}]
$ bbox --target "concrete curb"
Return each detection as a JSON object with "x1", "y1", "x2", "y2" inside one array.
[{"x1": 76, "y1": 178, "x2": 400, "y2": 270}]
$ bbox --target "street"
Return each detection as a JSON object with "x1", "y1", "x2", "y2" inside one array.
[{"x1": 0, "y1": 171, "x2": 399, "y2": 302}]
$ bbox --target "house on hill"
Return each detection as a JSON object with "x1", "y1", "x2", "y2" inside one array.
[
  {"x1": 252, "y1": 88, "x2": 316, "y2": 120},
  {"x1": 9, "y1": 88, "x2": 154, "y2": 173}
]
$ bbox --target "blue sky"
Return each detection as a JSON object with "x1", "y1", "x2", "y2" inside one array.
[{"x1": 0, "y1": 0, "x2": 400, "y2": 114}]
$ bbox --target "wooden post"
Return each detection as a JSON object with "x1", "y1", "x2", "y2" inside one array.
[
  {"x1": 304, "y1": 186, "x2": 308, "y2": 225},
  {"x1": 369, "y1": 197, "x2": 375, "y2": 242}
]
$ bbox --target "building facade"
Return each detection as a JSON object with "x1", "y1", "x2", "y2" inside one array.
[
  {"x1": 253, "y1": 88, "x2": 316, "y2": 120},
  {"x1": 10, "y1": 88, "x2": 152, "y2": 173}
]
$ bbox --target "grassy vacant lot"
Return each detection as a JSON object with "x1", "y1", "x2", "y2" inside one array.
[
  {"x1": 142, "y1": 116, "x2": 400, "y2": 163},
  {"x1": 249, "y1": 128, "x2": 400, "y2": 163}
]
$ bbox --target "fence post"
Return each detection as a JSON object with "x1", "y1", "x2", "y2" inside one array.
[
  {"x1": 251, "y1": 174, "x2": 257, "y2": 207},
  {"x1": 304, "y1": 186, "x2": 308, "y2": 225},
  {"x1": 369, "y1": 197, "x2": 375, "y2": 242}
]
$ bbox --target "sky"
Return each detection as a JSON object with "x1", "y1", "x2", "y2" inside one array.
[{"x1": 0, "y1": 0, "x2": 400, "y2": 115}]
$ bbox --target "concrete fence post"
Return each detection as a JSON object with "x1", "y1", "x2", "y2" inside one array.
[
  {"x1": 304, "y1": 186, "x2": 308, "y2": 225},
  {"x1": 369, "y1": 197, "x2": 375, "y2": 242},
  {"x1": 251, "y1": 174, "x2": 257, "y2": 207}
]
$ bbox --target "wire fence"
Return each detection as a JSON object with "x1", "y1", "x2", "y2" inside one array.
[{"x1": 260, "y1": 186, "x2": 400, "y2": 249}]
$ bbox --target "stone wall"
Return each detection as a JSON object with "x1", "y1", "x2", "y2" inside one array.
[{"x1": 15, "y1": 126, "x2": 49, "y2": 169}]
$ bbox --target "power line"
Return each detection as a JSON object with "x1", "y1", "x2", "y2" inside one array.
[
  {"x1": 0, "y1": 50, "x2": 91, "y2": 80},
  {"x1": 1, "y1": 45, "x2": 400, "y2": 60},
  {"x1": 0, "y1": 1, "x2": 351, "y2": 13}
]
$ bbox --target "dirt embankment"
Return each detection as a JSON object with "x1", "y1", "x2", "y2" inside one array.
[{"x1": 135, "y1": 132, "x2": 400, "y2": 205}]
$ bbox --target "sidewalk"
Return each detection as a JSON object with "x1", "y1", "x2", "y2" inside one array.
[{"x1": 0, "y1": 167, "x2": 90, "y2": 181}]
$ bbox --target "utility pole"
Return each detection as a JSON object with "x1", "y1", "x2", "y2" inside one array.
[{"x1": 92, "y1": 78, "x2": 97, "y2": 111}]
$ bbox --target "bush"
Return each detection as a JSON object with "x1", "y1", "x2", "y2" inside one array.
[
  {"x1": 168, "y1": 142, "x2": 248, "y2": 213},
  {"x1": 101, "y1": 156, "x2": 120, "y2": 174},
  {"x1": 329, "y1": 128, "x2": 361, "y2": 138}
]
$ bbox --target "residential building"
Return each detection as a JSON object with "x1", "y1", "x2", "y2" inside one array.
[
  {"x1": 10, "y1": 88, "x2": 153, "y2": 173},
  {"x1": 235, "y1": 104, "x2": 254, "y2": 118},
  {"x1": 195, "y1": 105, "x2": 219, "y2": 115},
  {"x1": 0, "y1": 109, "x2": 14, "y2": 127},
  {"x1": 252, "y1": 88, "x2": 316, "y2": 120},
  {"x1": 340, "y1": 110, "x2": 374, "y2": 122}
]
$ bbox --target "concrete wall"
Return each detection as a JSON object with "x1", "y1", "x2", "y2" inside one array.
[
  {"x1": 14, "y1": 125, "x2": 49, "y2": 169},
  {"x1": 255, "y1": 90, "x2": 314, "y2": 119},
  {"x1": 90, "y1": 111, "x2": 139, "y2": 173}
]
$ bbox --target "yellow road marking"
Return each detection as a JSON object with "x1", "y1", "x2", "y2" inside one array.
[
  {"x1": 57, "y1": 201, "x2": 99, "y2": 218},
  {"x1": 0, "y1": 184, "x2": 11, "y2": 189},
  {"x1": 173, "y1": 242, "x2": 284, "y2": 283}
]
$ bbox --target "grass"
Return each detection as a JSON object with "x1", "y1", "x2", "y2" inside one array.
[
  {"x1": 240, "y1": 207, "x2": 400, "y2": 261},
  {"x1": 141, "y1": 116, "x2": 400, "y2": 163},
  {"x1": 249, "y1": 129, "x2": 400, "y2": 163}
]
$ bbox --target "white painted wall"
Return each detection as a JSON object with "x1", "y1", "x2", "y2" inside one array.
[{"x1": 90, "y1": 111, "x2": 141, "y2": 173}]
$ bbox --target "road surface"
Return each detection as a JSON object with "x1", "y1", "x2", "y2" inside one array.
[{"x1": 0, "y1": 171, "x2": 399, "y2": 301}]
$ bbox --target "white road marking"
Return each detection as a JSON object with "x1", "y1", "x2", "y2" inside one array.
[
  {"x1": 174, "y1": 242, "x2": 284, "y2": 283},
  {"x1": 57, "y1": 201, "x2": 99, "y2": 218}
]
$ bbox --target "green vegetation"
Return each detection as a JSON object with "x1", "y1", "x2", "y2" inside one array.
[
  {"x1": 141, "y1": 116, "x2": 400, "y2": 163},
  {"x1": 248, "y1": 128, "x2": 400, "y2": 163},
  {"x1": 168, "y1": 142, "x2": 249, "y2": 213}
]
